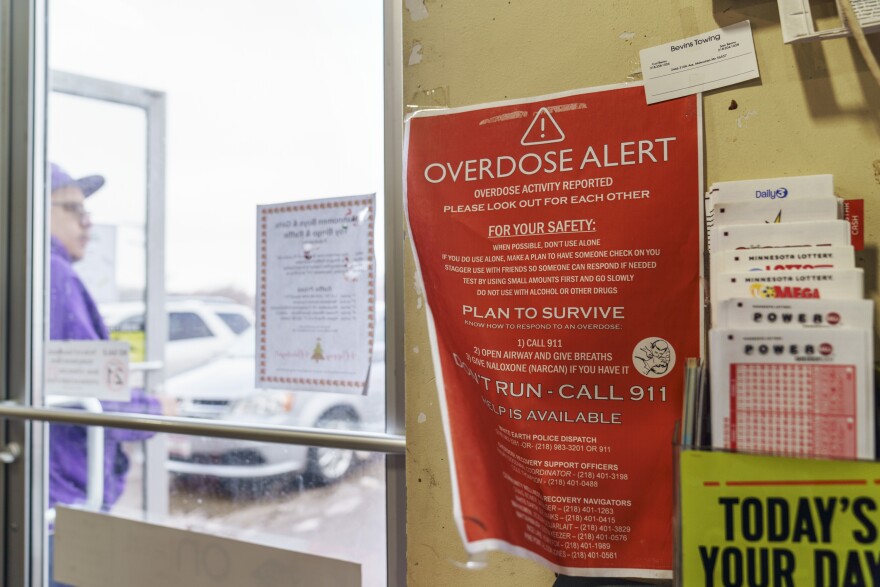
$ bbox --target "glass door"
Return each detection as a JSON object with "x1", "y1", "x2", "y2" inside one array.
[{"x1": 0, "y1": 1, "x2": 405, "y2": 586}]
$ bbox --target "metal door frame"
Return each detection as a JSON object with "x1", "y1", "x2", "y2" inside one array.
[
  {"x1": 49, "y1": 69, "x2": 170, "y2": 519},
  {"x1": 0, "y1": 1, "x2": 406, "y2": 586}
]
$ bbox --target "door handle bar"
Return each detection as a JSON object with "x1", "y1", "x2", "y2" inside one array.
[{"x1": 0, "y1": 401, "x2": 406, "y2": 454}]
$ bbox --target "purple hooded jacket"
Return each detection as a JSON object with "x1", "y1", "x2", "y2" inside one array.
[{"x1": 49, "y1": 236, "x2": 160, "y2": 509}]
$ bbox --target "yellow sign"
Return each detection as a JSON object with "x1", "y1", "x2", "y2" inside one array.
[
  {"x1": 109, "y1": 330, "x2": 145, "y2": 363},
  {"x1": 680, "y1": 450, "x2": 880, "y2": 586}
]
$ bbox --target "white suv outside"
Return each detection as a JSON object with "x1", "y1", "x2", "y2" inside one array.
[
  {"x1": 165, "y1": 313, "x2": 385, "y2": 495},
  {"x1": 100, "y1": 297, "x2": 254, "y2": 377}
]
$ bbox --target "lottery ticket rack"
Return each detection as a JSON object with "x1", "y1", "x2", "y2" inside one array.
[
  {"x1": 704, "y1": 174, "x2": 873, "y2": 462},
  {"x1": 672, "y1": 173, "x2": 877, "y2": 585}
]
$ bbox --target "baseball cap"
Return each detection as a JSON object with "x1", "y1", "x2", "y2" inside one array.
[{"x1": 50, "y1": 163, "x2": 105, "y2": 197}]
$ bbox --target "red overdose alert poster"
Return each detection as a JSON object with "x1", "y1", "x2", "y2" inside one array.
[{"x1": 405, "y1": 84, "x2": 702, "y2": 579}]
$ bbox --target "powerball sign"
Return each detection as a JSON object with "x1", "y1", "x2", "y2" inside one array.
[{"x1": 405, "y1": 84, "x2": 702, "y2": 578}]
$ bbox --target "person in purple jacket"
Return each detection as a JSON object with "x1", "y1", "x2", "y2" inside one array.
[{"x1": 48, "y1": 162, "x2": 163, "y2": 510}]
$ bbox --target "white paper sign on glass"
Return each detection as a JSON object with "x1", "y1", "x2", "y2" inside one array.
[
  {"x1": 45, "y1": 340, "x2": 130, "y2": 400},
  {"x1": 257, "y1": 195, "x2": 376, "y2": 395},
  {"x1": 640, "y1": 20, "x2": 759, "y2": 104}
]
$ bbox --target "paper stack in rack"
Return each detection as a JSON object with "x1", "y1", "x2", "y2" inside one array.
[
  {"x1": 705, "y1": 174, "x2": 840, "y2": 252},
  {"x1": 706, "y1": 174, "x2": 874, "y2": 459}
]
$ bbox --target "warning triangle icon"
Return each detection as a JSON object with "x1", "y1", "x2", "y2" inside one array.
[{"x1": 521, "y1": 108, "x2": 565, "y2": 146}]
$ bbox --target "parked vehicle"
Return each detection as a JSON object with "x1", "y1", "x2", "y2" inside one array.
[
  {"x1": 165, "y1": 325, "x2": 385, "y2": 495},
  {"x1": 100, "y1": 297, "x2": 254, "y2": 377}
]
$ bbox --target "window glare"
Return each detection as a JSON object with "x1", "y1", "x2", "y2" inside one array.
[{"x1": 49, "y1": 0, "x2": 385, "y2": 298}]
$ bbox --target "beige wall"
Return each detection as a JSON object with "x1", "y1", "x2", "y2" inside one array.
[{"x1": 403, "y1": 2, "x2": 880, "y2": 585}]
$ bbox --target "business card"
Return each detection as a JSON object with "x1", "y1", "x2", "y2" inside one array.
[{"x1": 640, "y1": 20, "x2": 759, "y2": 104}]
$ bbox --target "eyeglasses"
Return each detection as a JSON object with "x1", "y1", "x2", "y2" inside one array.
[{"x1": 52, "y1": 201, "x2": 90, "y2": 224}]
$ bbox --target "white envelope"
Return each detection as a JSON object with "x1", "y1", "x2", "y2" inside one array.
[
  {"x1": 710, "y1": 220, "x2": 851, "y2": 252},
  {"x1": 715, "y1": 298, "x2": 874, "y2": 330},
  {"x1": 708, "y1": 174, "x2": 834, "y2": 202},
  {"x1": 712, "y1": 197, "x2": 841, "y2": 227},
  {"x1": 709, "y1": 245, "x2": 855, "y2": 320},
  {"x1": 714, "y1": 268, "x2": 864, "y2": 304}
]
